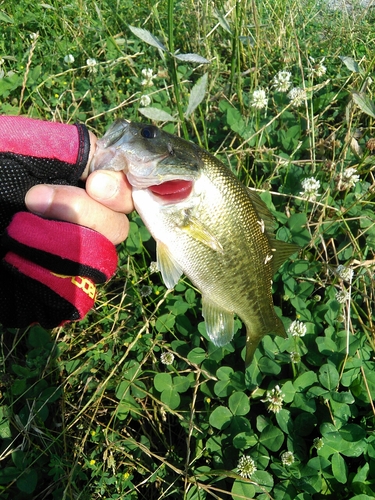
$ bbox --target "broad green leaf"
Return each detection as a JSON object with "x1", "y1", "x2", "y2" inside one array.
[
  {"x1": 185, "y1": 73, "x2": 208, "y2": 118},
  {"x1": 339, "y1": 423, "x2": 366, "y2": 442},
  {"x1": 173, "y1": 53, "x2": 210, "y2": 64},
  {"x1": 214, "y1": 378, "x2": 236, "y2": 397},
  {"x1": 339, "y1": 55, "x2": 360, "y2": 73},
  {"x1": 28, "y1": 325, "x2": 51, "y2": 347},
  {"x1": 0, "y1": 406, "x2": 11, "y2": 439},
  {"x1": 352, "y1": 92, "x2": 375, "y2": 118},
  {"x1": 352, "y1": 462, "x2": 369, "y2": 484},
  {"x1": 275, "y1": 409, "x2": 293, "y2": 435},
  {"x1": 319, "y1": 364, "x2": 339, "y2": 391},
  {"x1": 216, "y1": 366, "x2": 234, "y2": 380},
  {"x1": 233, "y1": 432, "x2": 258, "y2": 449},
  {"x1": 273, "y1": 479, "x2": 298, "y2": 499},
  {"x1": 139, "y1": 107, "x2": 177, "y2": 122},
  {"x1": 231, "y1": 479, "x2": 255, "y2": 499},
  {"x1": 65, "y1": 359, "x2": 80, "y2": 374},
  {"x1": 228, "y1": 392, "x2": 250, "y2": 416},
  {"x1": 281, "y1": 381, "x2": 295, "y2": 404},
  {"x1": 230, "y1": 416, "x2": 252, "y2": 436},
  {"x1": 260, "y1": 424, "x2": 284, "y2": 451},
  {"x1": 295, "y1": 463, "x2": 323, "y2": 494},
  {"x1": 293, "y1": 371, "x2": 318, "y2": 391},
  {"x1": 209, "y1": 405, "x2": 232, "y2": 430},
  {"x1": 131, "y1": 380, "x2": 147, "y2": 399},
  {"x1": 292, "y1": 392, "x2": 316, "y2": 413},
  {"x1": 154, "y1": 373, "x2": 173, "y2": 393},
  {"x1": 0, "y1": 467, "x2": 19, "y2": 485},
  {"x1": 16, "y1": 469, "x2": 38, "y2": 494},
  {"x1": 128, "y1": 25, "x2": 167, "y2": 51},
  {"x1": 187, "y1": 347, "x2": 206, "y2": 364},
  {"x1": 173, "y1": 376, "x2": 190, "y2": 393},
  {"x1": 122, "y1": 360, "x2": 141, "y2": 380},
  {"x1": 155, "y1": 313, "x2": 175, "y2": 333},
  {"x1": 251, "y1": 470, "x2": 274, "y2": 492},
  {"x1": 331, "y1": 391, "x2": 355, "y2": 404},
  {"x1": 258, "y1": 356, "x2": 281, "y2": 375},
  {"x1": 287, "y1": 212, "x2": 311, "y2": 246},
  {"x1": 160, "y1": 387, "x2": 180, "y2": 409},
  {"x1": 331, "y1": 453, "x2": 347, "y2": 484}
]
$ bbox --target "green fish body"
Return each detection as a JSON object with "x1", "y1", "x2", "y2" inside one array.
[{"x1": 91, "y1": 120, "x2": 298, "y2": 365}]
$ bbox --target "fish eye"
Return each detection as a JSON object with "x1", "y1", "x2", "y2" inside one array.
[{"x1": 141, "y1": 125, "x2": 158, "y2": 139}]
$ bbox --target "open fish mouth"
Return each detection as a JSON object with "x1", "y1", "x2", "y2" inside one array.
[{"x1": 148, "y1": 180, "x2": 193, "y2": 202}]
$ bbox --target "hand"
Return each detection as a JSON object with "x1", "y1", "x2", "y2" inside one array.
[{"x1": 25, "y1": 132, "x2": 134, "y2": 246}]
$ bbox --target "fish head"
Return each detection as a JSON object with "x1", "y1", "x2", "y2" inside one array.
[{"x1": 91, "y1": 120, "x2": 202, "y2": 201}]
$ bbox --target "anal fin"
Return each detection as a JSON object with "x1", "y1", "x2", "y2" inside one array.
[{"x1": 202, "y1": 296, "x2": 234, "y2": 347}]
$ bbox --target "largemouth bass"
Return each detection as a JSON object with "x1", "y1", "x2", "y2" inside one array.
[{"x1": 91, "y1": 120, "x2": 299, "y2": 365}]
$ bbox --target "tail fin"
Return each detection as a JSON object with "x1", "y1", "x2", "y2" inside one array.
[{"x1": 245, "y1": 317, "x2": 286, "y2": 367}]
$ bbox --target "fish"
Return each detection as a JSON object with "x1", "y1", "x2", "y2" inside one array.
[{"x1": 91, "y1": 119, "x2": 299, "y2": 366}]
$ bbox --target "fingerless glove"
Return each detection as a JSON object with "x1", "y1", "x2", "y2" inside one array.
[{"x1": 0, "y1": 116, "x2": 118, "y2": 328}]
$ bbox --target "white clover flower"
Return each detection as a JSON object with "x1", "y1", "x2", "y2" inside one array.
[
  {"x1": 313, "y1": 437, "x2": 324, "y2": 449},
  {"x1": 290, "y1": 351, "x2": 301, "y2": 363},
  {"x1": 64, "y1": 54, "x2": 75, "y2": 64},
  {"x1": 288, "y1": 320, "x2": 307, "y2": 337},
  {"x1": 262, "y1": 385, "x2": 285, "y2": 413},
  {"x1": 86, "y1": 58, "x2": 98, "y2": 73},
  {"x1": 335, "y1": 289, "x2": 350, "y2": 304},
  {"x1": 281, "y1": 451, "x2": 295, "y2": 466},
  {"x1": 335, "y1": 167, "x2": 360, "y2": 191},
  {"x1": 251, "y1": 89, "x2": 268, "y2": 109},
  {"x1": 307, "y1": 57, "x2": 327, "y2": 78},
  {"x1": 149, "y1": 261, "x2": 159, "y2": 274},
  {"x1": 288, "y1": 87, "x2": 306, "y2": 107},
  {"x1": 140, "y1": 94, "x2": 151, "y2": 107},
  {"x1": 300, "y1": 177, "x2": 320, "y2": 200},
  {"x1": 236, "y1": 456, "x2": 257, "y2": 478},
  {"x1": 160, "y1": 352, "x2": 174, "y2": 365},
  {"x1": 336, "y1": 265, "x2": 354, "y2": 283},
  {"x1": 141, "y1": 68, "x2": 156, "y2": 87},
  {"x1": 29, "y1": 32, "x2": 38, "y2": 40},
  {"x1": 142, "y1": 68, "x2": 154, "y2": 79},
  {"x1": 272, "y1": 70, "x2": 292, "y2": 92}
]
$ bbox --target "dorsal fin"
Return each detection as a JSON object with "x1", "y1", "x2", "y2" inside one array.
[
  {"x1": 246, "y1": 188, "x2": 276, "y2": 236},
  {"x1": 247, "y1": 188, "x2": 299, "y2": 272}
]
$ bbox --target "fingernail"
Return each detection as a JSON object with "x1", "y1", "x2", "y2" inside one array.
[
  {"x1": 25, "y1": 185, "x2": 54, "y2": 215},
  {"x1": 88, "y1": 171, "x2": 119, "y2": 200}
]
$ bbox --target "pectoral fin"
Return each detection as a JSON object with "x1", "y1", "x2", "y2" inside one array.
[
  {"x1": 156, "y1": 241, "x2": 183, "y2": 289},
  {"x1": 179, "y1": 216, "x2": 223, "y2": 253},
  {"x1": 202, "y1": 296, "x2": 234, "y2": 347}
]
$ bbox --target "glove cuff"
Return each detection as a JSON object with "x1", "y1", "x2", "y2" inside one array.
[
  {"x1": 3, "y1": 252, "x2": 97, "y2": 328},
  {"x1": 3, "y1": 212, "x2": 118, "y2": 283}
]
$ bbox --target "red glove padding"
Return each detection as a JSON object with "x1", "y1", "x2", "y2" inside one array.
[{"x1": 0, "y1": 212, "x2": 118, "y2": 328}]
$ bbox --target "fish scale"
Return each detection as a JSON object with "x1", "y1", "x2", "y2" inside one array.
[{"x1": 91, "y1": 120, "x2": 299, "y2": 366}]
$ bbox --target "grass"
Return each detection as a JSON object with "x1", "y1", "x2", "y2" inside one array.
[{"x1": 1, "y1": 0, "x2": 375, "y2": 498}]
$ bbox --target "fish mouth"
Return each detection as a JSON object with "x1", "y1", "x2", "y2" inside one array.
[{"x1": 148, "y1": 180, "x2": 193, "y2": 203}]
